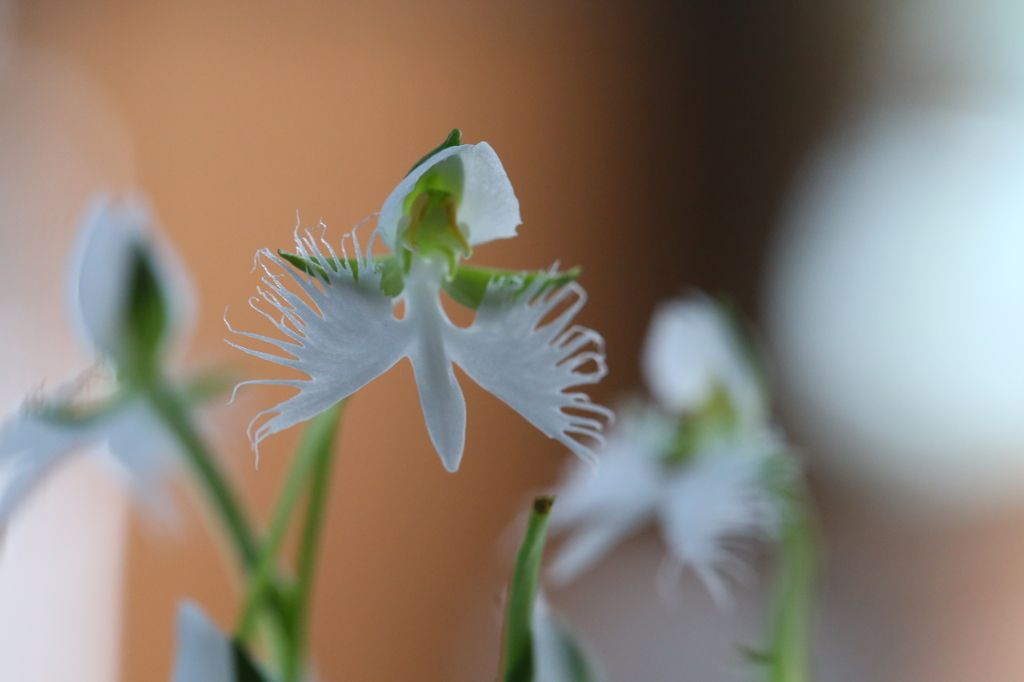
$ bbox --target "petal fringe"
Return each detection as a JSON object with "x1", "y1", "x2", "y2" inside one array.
[{"x1": 448, "y1": 270, "x2": 614, "y2": 463}]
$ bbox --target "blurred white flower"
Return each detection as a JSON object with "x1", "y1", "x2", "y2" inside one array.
[
  {"x1": 0, "y1": 196, "x2": 189, "y2": 528},
  {"x1": 230, "y1": 139, "x2": 611, "y2": 472},
  {"x1": 551, "y1": 295, "x2": 784, "y2": 605}
]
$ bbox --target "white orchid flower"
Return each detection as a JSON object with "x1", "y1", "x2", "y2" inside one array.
[
  {"x1": 229, "y1": 133, "x2": 612, "y2": 472},
  {"x1": 0, "y1": 196, "x2": 189, "y2": 528},
  {"x1": 550, "y1": 295, "x2": 786, "y2": 605},
  {"x1": 550, "y1": 409, "x2": 781, "y2": 606}
]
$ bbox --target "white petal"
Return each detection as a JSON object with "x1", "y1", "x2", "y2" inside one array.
[
  {"x1": 457, "y1": 142, "x2": 521, "y2": 246},
  {"x1": 550, "y1": 410, "x2": 668, "y2": 527},
  {"x1": 228, "y1": 227, "x2": 414, "y2": 453},
  {"x1": 547, "y1": 411, "x2": 667, "y2": 583},
  {"x1": 656, "y1": 441, "x2": 780, "y2": 607},
  {"x1": 0, "y1": 411, "x2": 85, "y2": 527},
  {"x1": 547, "y1": 517, "x2": 646, "y2": 586},
  {"x1": 170, "y1": 601, "x2": 235, "y2": 682},
  {"x1": 0, "y1": 387, "x2": 178, "y2": 527},
  {"x1": 642, "y1": 294, "x2": 764, "y2": 424},
  {"x1": 448, "y1": 273, "x2": 612, "y2": 463},
  {"x1": 104, "y1": 400, "x2": 178, "y2": 518},
  {"x1": 405, "y1": 260, "x2": 466, "y2": 471},
  {"x1": 70, "y1": 193, "x2": 195, "y2": 364},
  {"x1": 532, "y1": 594, "x2": 599, "y2": 682},
  {"x1": 377, "y1": 142, "x2": 520, "y2": 250}
]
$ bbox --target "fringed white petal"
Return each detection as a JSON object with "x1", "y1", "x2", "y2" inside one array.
[
  {"x1": 170, "y1": 601, "x2": 235, "y2": 682},
  {"x1": 448, "y1": 272, "x2": 613, "y2": 463},
  {"x1": 656, "y1": 442, "x2": 781, "y2": 608},
  {"x1": 0, "y1": 388, "x2": 176, "y2": 527},
  {"x1": 0, "y1": 411, "x2": 84, "y2": 527},
  {"x1": 642, "y1": 294, "x2": 764, "y2": 424},
  {"x1": 227, "y1": 225, "x2": 413, "y2": 453},
  {"x1": 548, "y1": 411, "x2": 668, "y2": 583},
  {"x1": 70, "y1": 193, "x2": 195, "y2": 365},
  {"x1": 377, "y1": 141, "x2": 520, "y2": 250}
]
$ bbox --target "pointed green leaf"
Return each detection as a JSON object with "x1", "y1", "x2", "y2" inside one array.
[
  {"x1": 443, "y1": 265, "x2": 581, "y2": 311},
  {"x1": 502, "y1": 496, "x2": 555, "y2": 682},
  {"x1": 407, "y1": 129, "x2": 463, "y2": 176}
]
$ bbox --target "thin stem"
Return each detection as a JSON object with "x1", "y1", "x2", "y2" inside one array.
[
  {"x1": 764, "y1": 489, "x2": 818, "y2": 682},
  {"x1": 236, "y1": 401, "x2": 346, "y2": 642},
  {"x1": 286, "y1": 400, "x2": 346, "y2": 681},
  {"x1": 144, "y1": 381, "x2": 260, "y2": 570},
  {"x1": 502, "y1": 496, "x2": 555, "y2": 682}
]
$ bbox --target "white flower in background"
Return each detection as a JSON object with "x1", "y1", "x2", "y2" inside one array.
[
  {"x1": 550, "y1": 295, "x2": 785, "y2": 606},
  {"x1": 0, "y1": 196, "x2": 187, "y2": 528},
  {"x1": 171, "y1": 601, "x2": 272, "y2": 682},
  {"x1": 230, "y1": 134, "x2": 611, "y2": 472}
]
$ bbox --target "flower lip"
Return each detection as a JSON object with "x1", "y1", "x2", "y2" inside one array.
[{"x1": 378, "y1": 140, "x2": 521, "y2": 254}]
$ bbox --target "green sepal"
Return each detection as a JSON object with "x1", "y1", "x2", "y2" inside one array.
[
  {"x1": 443, "y1": 265, "x2": 581, "y2": 311},
  {"x1": 121, "y1": 246, "x2": 169, "y2": 384},
  {"x1": 278, "y1": 250, "x2": 359, "y2": 283},
  {"x1": 502, "y1": 496, "x2": 554, "y2": 682},
  {"x1": 407, "y1": 129, "x2": 462, "y2": 176},
  {"x1": 378, "y1": 257, "x2": 405, "y2": 297},
  {"x1": 231, "y1": 639, "x2": 271, "y2": 682},
  {"x1": 278, "y1": 251, "x2": 406, "y2": 298}
]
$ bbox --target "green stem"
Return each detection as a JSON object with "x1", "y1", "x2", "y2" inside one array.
[
  {"x1": 144, "y1": 381, "x2": 260, "y2": 570},
  {"x1": 502, "y1": 496, "x2": 555, "y2": 682},
  {"x1": 285, "y1": 401, "x2": 345, "y2": 681},
  {"x1": 236, "y1": 402, "x2": 345, "y2": 644},
  {"x1": 764, "y1": 489, "x2": 818, "y2": 682}
]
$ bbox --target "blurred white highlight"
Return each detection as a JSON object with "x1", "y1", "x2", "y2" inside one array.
[{"x1": 768, "y1": 0, "x2": 1024, "y2": 513}]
